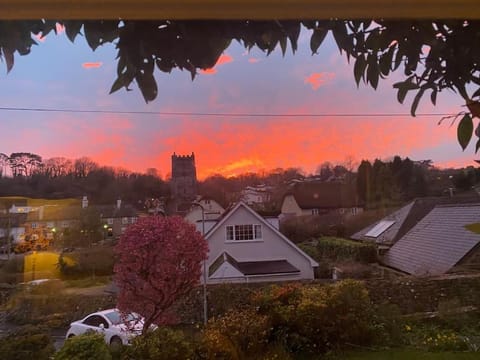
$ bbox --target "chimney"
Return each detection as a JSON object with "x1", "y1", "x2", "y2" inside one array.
[
  {"x1": 82, "y1": 196, "x2": 88, "y2": 208},
  {"x1": 117, "y1": 199, "x2": 122, "y2": 209}
]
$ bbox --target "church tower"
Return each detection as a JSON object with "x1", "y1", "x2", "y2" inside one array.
[{"x1": 171, "y1": 152, "x2": 197, "y2": 208}]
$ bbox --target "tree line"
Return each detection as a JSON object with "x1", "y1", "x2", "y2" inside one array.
[
  {"x1": 0, "y1": 151, "x2": 477, "y2": 210},
  {"x1": 0, "y1": 152, "x2": 169, "y2": 206}
]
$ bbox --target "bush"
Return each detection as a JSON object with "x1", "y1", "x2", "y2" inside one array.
[
  {"x1": 316, "y1": 237, "x2": 377, "y2": 263},
  {"x1": 202, "y1": 308, "x2": 270, "y2": 359},
  {"x1": 54, "y1": 332, "x2": 112, "y2": 360},
  {"x1": 253, "y1": 280, "x2": 374, "y2": 354},
  {"x1": 58, "y1": 245, "x2": 114, "y2": 278},
  {"x1": 5, "y1": 288, "x2": 115, "y2": 327},
  {"x1": 0, "y1": 325, "x2": 55, "y2": 360},
  {"x1": 122, "y1": 327, "x2": 195, "y2": 360}
]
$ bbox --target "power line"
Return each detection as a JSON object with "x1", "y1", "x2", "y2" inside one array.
[{"x1": 0, "y1": 106, "x2": 455, "y2": 117}]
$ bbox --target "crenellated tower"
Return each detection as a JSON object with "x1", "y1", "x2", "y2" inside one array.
[{"x1": 171, "y1": 152, "x2": 198, "y2": 209}]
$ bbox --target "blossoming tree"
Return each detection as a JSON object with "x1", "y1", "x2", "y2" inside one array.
[{"x1": 114, "y1": 215, "x2": 208, "y2": 333}]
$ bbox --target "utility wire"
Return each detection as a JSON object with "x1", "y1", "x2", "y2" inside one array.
[{"x1": 0, "y1": 106, "x2": 455, "y2": 117}]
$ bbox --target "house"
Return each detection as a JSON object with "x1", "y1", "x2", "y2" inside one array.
[
  {"x1": 351, "y1": 195, "x2": 480, "y2": 252},
  {"x1": 203, "y1": 202, "x2": 318, "y2": 283},
  {"x1": 382, "y1": 203, "x2": 480, "y2": 276},
  {"x1": 184, "y1": 197, "x2": 225, "y2": 234},
  {"x1": 96, "y1": 200, "x2": 139, "y2": 239},
  {"x1": 0, "y1": 213, "x2": 26, "y2": 245},
  {"x1": 241, "y1": 185, "x2": 272, "y2": 208},
  {"x1": 22, "y1": 203, "x2": 82, "y2": 242},
  {"x1": 280, "y1": 182, "x2": 362, "y2": 219}
]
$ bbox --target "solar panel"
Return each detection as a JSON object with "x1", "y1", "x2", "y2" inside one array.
[{"x1": 365, "y1": 220, "x2": 395, "y2": 238}]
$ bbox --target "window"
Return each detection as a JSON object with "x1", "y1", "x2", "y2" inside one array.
[
  {"x1": 311, "y1": 209, "x2": 319, "y2": 215},
  {"x1": 83, "y1": 315, "x2": 109, "y2": 328},
  {"x1": 107, "y1": 218, "x2": 114, "y2": 225},
  {"x1": 31, "y1": 223, "x2": 37, "y2": 229},
  {"x1": 365, "y1": 220, "x2": 396, "y2": 238},
  {"x1": 62, "y1": 221, "x2": 69, "y2": 228},
  {"x1": 122, "y1": 217, "x2": 128, "y2": 224},
  {"x1": 226, "y1": 224, "x2": 262, "y2": 241},
  {"x1": 131, "y1": 217, "x2": 137, "y2": 223}
]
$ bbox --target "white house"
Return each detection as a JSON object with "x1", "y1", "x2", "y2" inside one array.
[
  {"x1": 184, "y1": 197, "x2": 225, "y2": 234},
  {"x1": 241, "y1": 185, "x2": 272, "y2": 207},
  {"x1": 203, "y1": 202, "x2": 318, "y2": 283}
]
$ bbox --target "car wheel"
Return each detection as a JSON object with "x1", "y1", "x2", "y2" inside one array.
[{"x1": 110, "y1": 336, "x2": 123, "y2": 350}]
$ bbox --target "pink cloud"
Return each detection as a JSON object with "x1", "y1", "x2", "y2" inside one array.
[
  {"x1": 200, "y1": 68, "x2": 217, "y2": 75},
  {"x1": 248, "y1": 58, "x2": 260, "y2": 63},
  {"x1": 216, "y1": 54, "x2": 233, "y2": 66},
  {"x1": 34, "y1": 34, "x2": 46, "y2": 42},
  {"x1": 200, "y1": 53, "x2": 233, "y2": 75},
  {"x1": 82, "y1": 62, "x2": 103, "y2": 69},
  {"x1": 304, "y1": 72, "x2": 336, "y2": 90}
]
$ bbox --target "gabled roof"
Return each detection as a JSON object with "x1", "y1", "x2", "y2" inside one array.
[
  {"x1": 95, "y1": 204, "x2": 138, "y2": 218},
  {"x1": 284, "y1": 182, "x2": 360, "y2": 209},
  {"x1": 205, "y1": 202, "x2": 319, "y2": 267},
  {"x1": 352, "y1": 194, "x2": 480, "y2": 245},
  {"x1": 382, "y1": 203, "x2": 480, "y2": 275},
  {"x1": 209, "y1": 252, "x2": 300, "y2": 276},
  {"x1": 26, "y1": 205, "x2": 81, "y2": 222}
]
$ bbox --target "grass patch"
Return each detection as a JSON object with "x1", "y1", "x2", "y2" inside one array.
[{"x1": 63, "y1": 275, "x2": 111, "y2": 288}]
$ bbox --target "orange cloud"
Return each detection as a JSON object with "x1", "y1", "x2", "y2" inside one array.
[
  {"x1": 248, "y1": 58, "x2": 260, "y2": 63},
  {"x1": 200, "y1": 54, "x2": 233, "y2": 75},
  {"x1": 216, "y1": 54, "x2": 233, "y2": 66},
  {"x1": 82, "y1": 62, "x2": 103, "y2": 69},
  {"x1": 304, "y1": 72, "x2": 335, "y2": 90},
  {"x1": 200, "y1": 68, "x2": 217, "y2": 75}
]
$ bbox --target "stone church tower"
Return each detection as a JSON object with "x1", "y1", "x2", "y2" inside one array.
[{"x1": 171, "y1": 152, "x2": 197, "y2": 209}]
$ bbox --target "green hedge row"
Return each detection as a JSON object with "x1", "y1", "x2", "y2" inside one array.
[{"x1": 302, "y1": 237, "x2": 377, "y2": 264}]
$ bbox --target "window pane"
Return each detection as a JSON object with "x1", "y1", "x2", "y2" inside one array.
[
  {"x1": 226, "y1": 226, "x2": 234, "y2": 240},
  {"x1": 254, "y1": 225, "x2": 262, "y2": 239}
]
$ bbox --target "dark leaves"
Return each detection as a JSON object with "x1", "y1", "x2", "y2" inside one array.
[
  {"x1": 310, "y1": 27, "x2": 328, "y2": 55},
  {"x1": 393, "y1": 77, "x2": 419, "y2": 104},
  {"x1": 457, "y1": 113, "x2": 474, "y2": 150},
  {"x1": 354, "y1": 55, "x2": 367, "y2": 86}
]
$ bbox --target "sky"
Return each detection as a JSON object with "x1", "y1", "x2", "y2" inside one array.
[{"x1": 0, "y1": 24, "x2": 476, "y2": 179}]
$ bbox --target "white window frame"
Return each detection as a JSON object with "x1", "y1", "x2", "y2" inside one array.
[
  {"x1": 225, "y1": 224, "x2": 262, "y2": 242},
  {"x1": 122, "y1": 217, "x2": 129, "y2": 225},
  {"x1": 312, "y1": 209, "x2": 319, "y2": 215},
  {"x1": 31, "y1": 222, "x2": 37, "y2": 229}
]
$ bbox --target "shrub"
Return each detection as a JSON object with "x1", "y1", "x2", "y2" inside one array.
[
  {"x1": 5, "y1": 289, "x2": 115, "y2": 326},
  {"x1": 122, "y1": 327, "x2": 195, "y2": 360},
  {"x1": 0, "y1": 325, "x2": 55, "y2": 360},
  {"x1": 254, "y1": 280, "x2": 374, "y2": 354},
  {"x1": 54, "y1": 332, "x2": 112, "y2": 360},
  {"x1": 316, "y1": 237, "x2": 377, "y2": 263},
  {"x1": 202, "y1": 308, "x2": 270, "y2": 359},
  {"x1": 58, "y1": 245, "x2": 114, "y2": 278}
]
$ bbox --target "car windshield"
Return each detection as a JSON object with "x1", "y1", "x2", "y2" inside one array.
[{"x1": 104, "y1": 311, "x2": 140, "y2": 325}]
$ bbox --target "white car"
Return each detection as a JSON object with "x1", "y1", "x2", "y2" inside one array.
[{"x1": 65, "y1": 308, "x2": 144, "y2": 346}]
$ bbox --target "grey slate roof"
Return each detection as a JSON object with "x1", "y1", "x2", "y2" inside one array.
[
  {"x1": 352, "y1": 194, "x2": 480, "y2": 245},
  {"x1": 351, "y1": 201, "x2": 414, "y2": 245},
  {"x1": 382, "y1": 204, "x2": 480, "y2": 275}
]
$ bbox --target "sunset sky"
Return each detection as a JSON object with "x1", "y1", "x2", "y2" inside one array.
[{"x1": 0, "y1": 25, "x2": 476, "y2": 179}]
